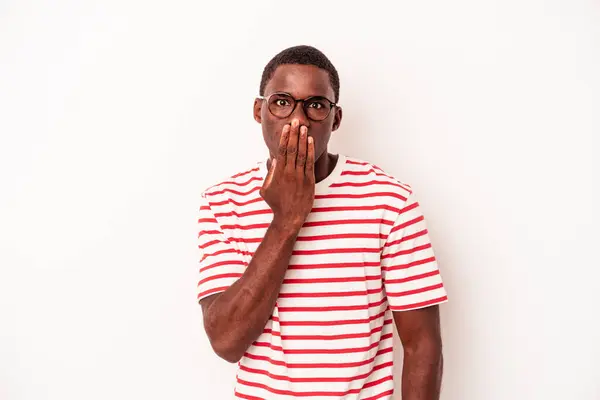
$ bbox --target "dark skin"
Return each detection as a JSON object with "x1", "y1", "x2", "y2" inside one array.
[
  {"x1": 199, "y1": 64, "x2": 443, "y2": 399},
  {"x1": 256, "y1": 64, "x2": 343, "y2": 183}
]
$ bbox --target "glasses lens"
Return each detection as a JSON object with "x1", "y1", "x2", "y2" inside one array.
[
  {"x1": 268, "y1": 93, "x2": 295, "y2": 118},
  {"x1": 304, "y1": 97, "x2": 332, "y2": 121}
]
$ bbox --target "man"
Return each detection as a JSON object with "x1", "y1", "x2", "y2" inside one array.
[{"x1": 196, "y1": 45, "x2": 448, "y2": 400}]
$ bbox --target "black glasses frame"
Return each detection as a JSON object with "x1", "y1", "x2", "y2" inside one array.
[{"x1": 257, "y1": 92, "x2": 338, "y2": 121}]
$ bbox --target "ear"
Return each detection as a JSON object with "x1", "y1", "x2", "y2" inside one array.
[
  {"x1": 253, "y1": 98, "x2": 263, "y2": 124},
  {"x1": 332, "y1": 106, "x2": 343, "y2": 131}
]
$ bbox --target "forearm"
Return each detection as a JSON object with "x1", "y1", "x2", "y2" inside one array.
[
  {"x1": 401, "y1": 340, "x2": 443, "y2": 400},
  {"x1": 202, "y1": 217, "x2": 300, "y2": 362}
]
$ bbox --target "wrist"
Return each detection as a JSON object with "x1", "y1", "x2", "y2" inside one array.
[{"x1": 270, "y1": 215, "x2": 303, "y2": 237}]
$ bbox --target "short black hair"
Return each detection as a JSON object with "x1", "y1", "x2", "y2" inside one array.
[{"x1": 259, "y1": 45, "x2": 340, "y2": 103}]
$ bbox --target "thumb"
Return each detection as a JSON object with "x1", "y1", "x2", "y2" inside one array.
[{"x1": 263, "y1": 158, "x2": 277, "y2": 188}]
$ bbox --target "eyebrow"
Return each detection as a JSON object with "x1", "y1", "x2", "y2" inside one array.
[{"x1": 268, "y1": 91, "x2": 332, "y2": 100}]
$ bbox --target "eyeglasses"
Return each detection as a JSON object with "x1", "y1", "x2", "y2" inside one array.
[{"x1": 257, "y1": 92, "x2": 338, "y2": 121}]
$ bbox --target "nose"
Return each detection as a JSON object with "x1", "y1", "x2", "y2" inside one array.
[{"x1": 289, "y1": 101, "x2": 310, "y2": 128}]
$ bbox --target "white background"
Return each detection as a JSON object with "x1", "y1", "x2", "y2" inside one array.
[{"x1": 1, "y1": 1, "x2": 599, "y2": 399}]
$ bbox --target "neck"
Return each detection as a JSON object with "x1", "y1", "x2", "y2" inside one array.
[{"x1": 314, "y1": 152, "x2": 338, "y2": 183}]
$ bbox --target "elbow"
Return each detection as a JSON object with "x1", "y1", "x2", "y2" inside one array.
[
  {"x1": 210, "y1": 338, "x2": 245, "y2": 363},
  {"x1": 201, "y1": 297, "x2": 247, "y2": 363},
  {"x1": 204, "y1": 320, "x2": 245, "y2": 363},
  {"x1": 403, "y1": 335, "x2": 443, "y2": 360}
]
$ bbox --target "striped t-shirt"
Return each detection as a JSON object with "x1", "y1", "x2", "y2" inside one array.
[{"x1": 196, "y1": 154, "x2": 448, "y2": 400}]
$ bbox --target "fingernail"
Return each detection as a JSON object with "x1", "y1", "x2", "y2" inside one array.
[
  {"x1": 308, "y1": 136, "x2": 313, "y2": 144},
  {"x1": 292, "y1": 120, "x2": 299, "y2": 127},
  {"x1": 301, "y1": 126, "x2": 307, "y2": 135}
]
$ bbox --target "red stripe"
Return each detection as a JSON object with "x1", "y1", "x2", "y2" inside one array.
[
  {"x1": 229, "y1": 234, "x2": 387, "y2": 244},
  {"x1": 197, "y1": 239, "x2": 227, "y2": 249},
  {"x1": 362, "y1": 389, "x2": 395, "y2": 400},
  {"x1": 382, "y1": 256, "x2": 436, "y2": 272},
  {"x1": 330, "y1": 180, "x2": 409, "y2": 191},
  {"x1": 239, "y1": 361, "x2": 393, "y2": 383},
  {"x1": 346, "y1": 159, "x2": 369, "y2": 166},
  {"x1": 200, "y1": 247, "x2": 237, "y2": 261},
  {"x1": 222, "y1": 223, "x2": 270, "y2": 231},
  {"x1": 200, "y1": 248, "x2": 249, "y2": 262},
  {"x1": 263, "y1": 329, "x2": 281, "y2": 337},
  {"x1": 296, "y1": 233, "x2": 388, "y2": 241},
  {"x1": 234, "y1": 391, "x2": 265, "y2": 400},
  {"x1": 287, "y1": 261, "x2": 380, "y2": 270},
  {"x1": 390, "y1": 295, "x2": 448, "y2": 311},
  {"x1": 278, "y1": 287, "x2": 383, "y2": 298},
  {"x1": 231, "y1": 167, "x2": 260, "y2": 179},
  {"x1": 218, "y1": 176, "x2": 263, "y2": 188},
  {"x1": 254, "y1": 333, "x2": 392, "y2": 354},
  {"x1": 207, "y1": 249, "x2": 382, "y2": 259},
  {"x1": 209, "y1": 186, "x2": 261, "y2": 197},
  {"x1": 263, "y1": 319, "x2": 392, "y2": 340},
  {"x1": 384, "y1": 270, "x2": 440, "y2": 284},
  {"x1": 312, "y1": 204, "x2": 401, "y2": 213},
  {"x1": 197, "y1": 217, "x2": 218, "y2": 224},
  {"x1": 197, "y1": 229, "x2": 221, "y2": 238},
  {"x1": 197, "y1": 286, "x2": 228, "y2": 298},
  {"x1": 236, "y1": 375, "x2": 393, "y2": 397},
  {"x1": 214, "y1": 209, "x2": 272, "y2": 218},
  {"x1": 221, "y1": 219, "x2": 394, "y2": 230},
  {"x1": 315, "y1": 192, "x2": 407, "y2": 201},
  {"x1": 198, "y1": 272, "x2": 243, "y2": 286},
  {"x1": 343, "y1": 162, "x2": 400, "y2": 184},
  {"x1": 283, "y1": 274, "x2": 381, "y2": 285},
  {"x1": 230, "y1": 236, "x2": 263, "y2": 244},
  {"x1": 292, "y1": 247, "x2": 381, "y2": 256},
  {"x1": 243, "y1": 346, "x2": 394, "y2": 369},
  {"x1": 278, "y1": 298, "x2": 388, "y2": 312},
  {"x1": 303, "y1": 218, "x2": 394, "y2": 228},
  {"x1": 199, "y1": 259, "x2": 247, "y2": 273},
  {"x1": 362, "y1": 376, "x2": 395, "y2": 390},
  {"x1": 270, "y1": 311, "x2": 387, "y2": 327},
  {"x1": 211, "y1": 196, "x2": 263, "y2": 207},
  {"x1": 199, "y1": 205, "x2": 211, "y2": 211},
  {"x1": 381, "y1": 243, "x2": 432, "y2": 259},
  {"x1": 383, "y1": 229, "x2": 427, "y2": 247},
  {"x1": 212, "y1": 204, "x2": 400, "y2": 216},
  {"x1": 342, "y1": 169, "x2": 391, "y2": 178},
  {"x1": 389, "y1": 215, "x2": 424, "y2": 235},
  {"x1": 386, "y1": 283, "x2": 444, "y2": 297},
  {"x1": 399, "y1": 201, "x2": 419, "y2": 214}
]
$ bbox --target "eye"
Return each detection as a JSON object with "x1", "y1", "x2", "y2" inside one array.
[
  {"x1": 307, "y1": 101, "x2": 324, "y2": 109},
  {"x1": 274, "y1": 99, "x2": 291, "y2": 107}
]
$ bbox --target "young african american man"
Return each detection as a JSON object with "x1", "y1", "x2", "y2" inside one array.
[{"x1": 196, "y1": 45, "x2": 448, "y2": 400}]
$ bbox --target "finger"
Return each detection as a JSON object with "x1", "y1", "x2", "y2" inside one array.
[
  {"x1": 286, "y1": 119, "x2": 300, "y2": 169},
  {"x1": 277, "y1": 124, "x2": 290, "y2": 165},
  {"x1": 263, "y1": 158, "x2": 277, "y2": 188},
  {"x1": 296, "y1": 126, "x2": 308, "y2": 170},
  {"x1": 305, "y1": 136, "x2": 315, "y2": 177}
]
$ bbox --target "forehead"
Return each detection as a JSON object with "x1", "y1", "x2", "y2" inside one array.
[{"x1": 264, "y1": 64, "x2": 335, "y2": 100}]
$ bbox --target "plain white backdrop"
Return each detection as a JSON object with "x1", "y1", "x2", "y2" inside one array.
[{"x1": 1, "y1": 1, "x2": 599, "y2": 399}]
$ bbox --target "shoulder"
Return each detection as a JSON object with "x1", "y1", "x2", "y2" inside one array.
[
  {"x1": 201, "y1": 161, "x2": 264, "y2": 201},
  {"x1": 341, "y1": 155, "x2": 414, "y2": 197}
]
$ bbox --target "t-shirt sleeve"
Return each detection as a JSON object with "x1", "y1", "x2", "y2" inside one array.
[
  {"x1": 196, "y1": 192, "x2": 248, "y2": 303},
  {"x1": 381, "y1": 190, "x2": 448, "y2": 311}
]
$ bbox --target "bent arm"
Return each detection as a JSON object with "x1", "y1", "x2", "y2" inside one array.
[{"x1": 200, "y1": 218, "x2": 299, "y2": 363}]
